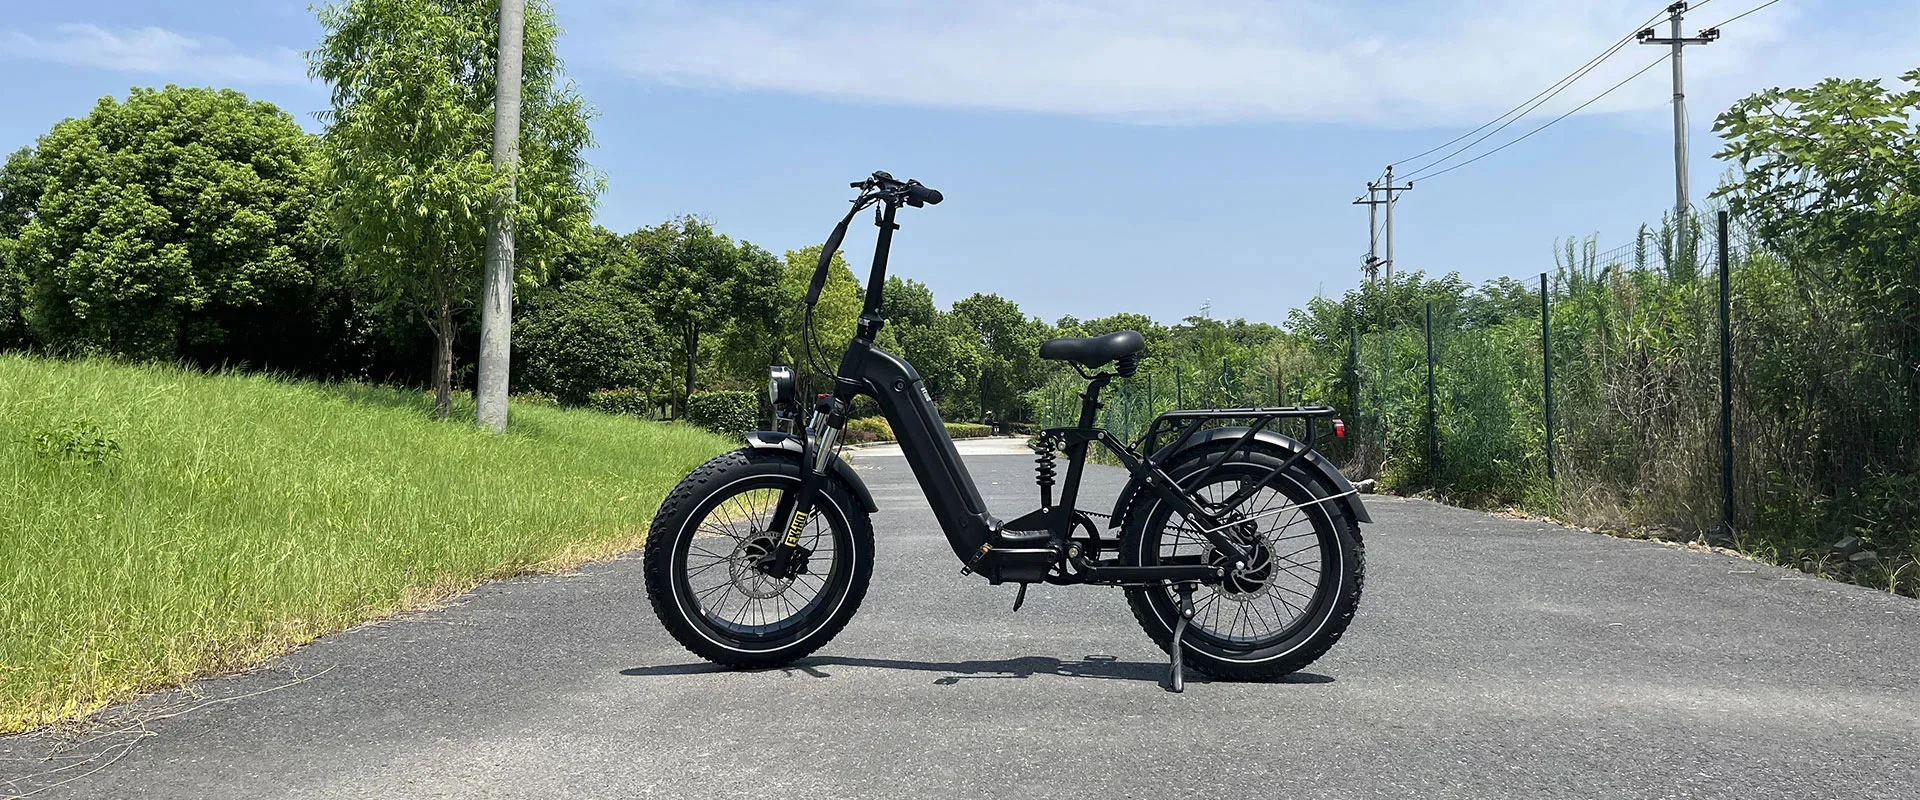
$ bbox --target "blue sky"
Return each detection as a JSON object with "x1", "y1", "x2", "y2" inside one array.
[{"x1": 2, "y1": 1, "x2": 1914, "y2": 325}]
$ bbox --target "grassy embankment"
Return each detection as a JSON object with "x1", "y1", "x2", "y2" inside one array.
[{"x1": 0, "y1": 355, "x2": 731, "y2": 732}]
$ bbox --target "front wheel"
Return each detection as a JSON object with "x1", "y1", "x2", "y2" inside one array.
[
  {"x1": 643, "y1": 448, "x2": 874, "y2": 668},
  {"x1": 1121, "y1": 448, "x2": 1364, "y2": 681}
]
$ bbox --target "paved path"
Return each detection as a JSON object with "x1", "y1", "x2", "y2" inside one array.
[{"x1": 5, "y1": 450, "x2": 1916, "y2": 799}]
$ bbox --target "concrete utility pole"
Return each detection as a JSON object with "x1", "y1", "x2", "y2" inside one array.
[
  {"x1": 1638, "y1": 2, "x2": 1719, "y2": 224},
  {"x1": 477, "y1": 0, "x2": 526, "y2": 433},
  {"x1": 1352, "y1": 167, "x2": 1410, "y2": 456},
  {"x1": 1352, "y1": 184, "x2": 1381, "y2": 285}
]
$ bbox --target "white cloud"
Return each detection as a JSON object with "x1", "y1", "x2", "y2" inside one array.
[
  {"x1": 589, "y1": 0, "x2": 1914, "y2": 126},
  {"x1": 0, "y1": 24, "x2": 307, "y2": 85}
]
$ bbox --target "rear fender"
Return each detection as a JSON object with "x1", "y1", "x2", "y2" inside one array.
[
  {"x1": 1107, "y1": 427, "x2": 1371, "y2": 527},
  {"x1": 743, "y1": 431, "x2": 880, "y2": 512}
]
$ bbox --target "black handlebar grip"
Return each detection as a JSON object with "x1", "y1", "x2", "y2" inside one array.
[{"x1": 905, "y1": 181, "x2": 942, "y2": 206}]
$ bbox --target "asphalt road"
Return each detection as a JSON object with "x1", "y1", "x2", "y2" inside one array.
[{"x1": 5, "y1": 441, "x2": 1917, "y2": 799}]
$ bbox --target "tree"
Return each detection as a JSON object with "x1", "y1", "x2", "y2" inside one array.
[
  {"x1": 871, "y1": 276, "x2": 981, "y2": 415},
  {"x1": 4, "y1": 87, "x2": 329, "y2": 359},
  {"x1": 718, "y1": 244, "x2": 862, "y2": 400},
  {"x1": 614, "y1": 217, "x2": 780, "y2": 410},
  {"x1": 0, "y1": 147, "x2": 36, "y2": 348},
  {"x1": 950, "y1": 292, "x2": 1046, "y2": 421},
  {"x1": 311, "y1": 0, "x2": 596, "y2": 419}
]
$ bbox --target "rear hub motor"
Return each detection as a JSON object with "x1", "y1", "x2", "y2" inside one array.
[{"x1": 1210, "y1": 532, "x2": 1277, "y2": 599}]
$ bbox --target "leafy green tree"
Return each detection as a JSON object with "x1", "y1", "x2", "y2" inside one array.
[
  {"x1": 615, "y1": 217, "x2": 781, "y2": 409},
  {"x1": 740, "y1": 244, "x2": 861, "y2": 398},
  {"x1": 870, "y1": 276, "x2": 981, "y2": 415},
  {"x1": 0, "y1": 148, "x2": 35, "y2": 348},
  {"x1": 311, "y1": 0, "x2": 597, "y2": 418},
  {"x1": 4, "y1": 87, "x2": 328, "y2": 358},
  {"x1": 950, "y1": 292, "x2": 1046, "y2": 421},
  {"x1": 1715, "y1": 68, "x2": 1920, "y2": 369},
  {"x1": 512, "y1": 280, "x2": 665, "y2": 405}
]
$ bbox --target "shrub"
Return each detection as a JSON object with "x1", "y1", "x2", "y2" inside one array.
[
  {"x1": 944, "y1": 422, "x2": 993, "y2": 439},
  {"x1": 687, "y1": 390, "x2": 760, "y2": 440},
  {"x1": 588, "y1": 387, "x2": 652, "y2": 418},
  {"x1": 846, "y1": 416, "x2": 894, "y2": 442},
  {"x1": 7, "y1": 87, "x2": 334, "y2": 361},
  {"x1": 514, "y1": 282, "x2": 666, "y2": 405}
]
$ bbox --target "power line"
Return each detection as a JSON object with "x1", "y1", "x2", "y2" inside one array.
[
  {"x1": 1389, "y1": 5, "x2": 1669, "y2": 172},
  {"x1": 1400, "y1": 36, "x2": 1639, "y2": 181},
  {"x1": 1407, "y1": 53, "x2": 1672, "y2": 184},
  {"x1": 1705, "y1": 0, "x2": 1782, "y2": 29}
]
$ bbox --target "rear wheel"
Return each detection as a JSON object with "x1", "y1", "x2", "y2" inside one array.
[
  {"x1": 1120, "y1": 446, "x2": 1364, "y2": 680},
  {"x1": 643, "y1": 448, "x2": 873, "y2": 668}
]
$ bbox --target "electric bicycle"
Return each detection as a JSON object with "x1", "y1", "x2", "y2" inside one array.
[{"x1": 643, "y1": 172, "x2": 1371, "y2": 690}]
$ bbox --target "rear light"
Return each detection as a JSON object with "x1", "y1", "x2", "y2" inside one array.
[{"x1": 1333, "y1": 419, "x2": 1346, "y2": 438}]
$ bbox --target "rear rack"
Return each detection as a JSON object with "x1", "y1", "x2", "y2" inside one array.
[{"x1": 1141, "y1": 405, "x2": 1339, "y2": 457}]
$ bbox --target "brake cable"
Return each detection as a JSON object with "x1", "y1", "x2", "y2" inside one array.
[{"x1": 801, "y1": 194, "x2": 876, "y2": 382}]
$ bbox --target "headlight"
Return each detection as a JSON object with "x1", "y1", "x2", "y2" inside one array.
[{"x1": 768, "y1": 365, "x2": 796, "y2": 408}]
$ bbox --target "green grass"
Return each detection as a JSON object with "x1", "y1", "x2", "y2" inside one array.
[{"x1": 0, "y1": 355, "x2": 731, "y2": 733}]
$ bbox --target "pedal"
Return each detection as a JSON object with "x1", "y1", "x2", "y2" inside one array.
[
  {"x1": 1168, "y1": 582, "x2": 1196, "y2": 693},
  {"x1": 1011, "y1": 582, "x2": 1029, "y2": 612}
]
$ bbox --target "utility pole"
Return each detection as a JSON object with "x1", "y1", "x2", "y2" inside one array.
[
  {"x1": 1352, "y1": 167, "x2": 1411, "y2": 457},
  {"x1": 1638, "y1": 2, "x2": 1719, "y2": 224},
  {"x1": 477, "y1": 0, "x2": 526, "y2": 433},
  {"x1": 1353, "y1": 183, "x2": 1381, "y2": 286}
]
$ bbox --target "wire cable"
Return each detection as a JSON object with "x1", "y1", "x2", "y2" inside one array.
[
  {"x1": 1409, "y1": 53, "x2": 1673, "y2": 183},
  {"x1": 1389, "y1": 4, "x2": 1669, "y2": 171},
  {"x1": 1400, "y1": 35, "x2": 1640, "y2": 181},
  {"x1": 1705, "y1": 0, "x2": 1782, "y2": 29}
]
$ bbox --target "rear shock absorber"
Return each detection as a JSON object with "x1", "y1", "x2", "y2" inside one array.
[{"x1": 1031, "y1": 433, "x2": 1058, "y2": 509}]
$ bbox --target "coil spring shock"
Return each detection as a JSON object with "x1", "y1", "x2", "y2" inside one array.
[{"x1": 1031, "y1": 433, "x2": 1058, "y2": 507}]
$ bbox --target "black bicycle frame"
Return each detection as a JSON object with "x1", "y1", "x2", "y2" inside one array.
[{"x1": 765, "y1": 190, "x2": 1329, "y2": 585}]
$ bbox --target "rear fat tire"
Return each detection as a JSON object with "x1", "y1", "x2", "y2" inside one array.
[
  {"x1": 1120, "y1": 448, "x2": 1365, "y2": 681},
  {"x1": 643, "y1": 448, "x2": 874, "y2": 668}
]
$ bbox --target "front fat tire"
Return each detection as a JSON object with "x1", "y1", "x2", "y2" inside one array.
[{"x1": 643, "y1": 448, "x2": 874, "y2": 669}]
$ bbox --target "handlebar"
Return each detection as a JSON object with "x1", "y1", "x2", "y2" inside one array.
[
  {"x1": 854, "y1": 171, "x2": 941, "y2": 207},
  {"x1": 809, "y1": 171, "x2": 940, "y2": 306}
]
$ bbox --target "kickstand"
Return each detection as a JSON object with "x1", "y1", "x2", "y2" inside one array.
[
  {"x1": 1012, "y1": 582, "x2": 1029, "y2": 612},
  {"x1": 1168, "y1": 582, "x2": 1196, "y2": 693}
]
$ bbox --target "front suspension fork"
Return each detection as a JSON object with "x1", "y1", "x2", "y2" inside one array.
[{"x1": 763, "y1": 406, "x2": 843, "y2": 579}]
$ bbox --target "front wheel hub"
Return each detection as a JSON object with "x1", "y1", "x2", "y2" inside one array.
[{"x1": 736, "y1": 535, "x2": 808, "y2": 597}]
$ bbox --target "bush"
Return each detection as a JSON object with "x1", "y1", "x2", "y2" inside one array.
[
  {"x1": 687, "y1": 390, "x2": 760, "y2": 440},
  {"x1": 6, "y1": 87, "x2": 334, "y2": 361},
  {"x1": 944, "y1": 422, "x2": 993, "y2": 439},
  {"x1": 588, "y1": 387, "x2": 652, "y2": 418},
  {"x1": 846, "y1": 416, "x2": 894, "y2": 442},
  {"x1": 514, "y1": 282, "x2": 666, "y2": 405}
]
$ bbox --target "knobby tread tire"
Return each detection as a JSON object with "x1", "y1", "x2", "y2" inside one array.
[
  {"x1": 1120, "y1": 447, "x2": 1366, "y2": 681},
  {"x1": 643, "y1": 448, "x2": 874, "y2": 669}
]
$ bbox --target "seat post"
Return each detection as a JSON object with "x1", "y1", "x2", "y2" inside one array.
[
  {"x1": 1050, "y1": 371, "x2": 1111, "y2": 530},
  {"x1": 1076, "y1": 373, "x2": 1111, "y2": 429}
]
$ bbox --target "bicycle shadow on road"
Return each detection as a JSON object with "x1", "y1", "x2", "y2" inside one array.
[{"x1": 620, "y1": 655, "x2": 1334, "y2": 688}]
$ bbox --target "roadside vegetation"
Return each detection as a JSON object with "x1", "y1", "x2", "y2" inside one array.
[{"x1": 0, "y1": 355, "x2": 729, "y2": 732}]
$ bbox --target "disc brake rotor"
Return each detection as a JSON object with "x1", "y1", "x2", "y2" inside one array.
[
  {"x1": 1206, "y1": 531, "x2": 1277, "y2": 601},
  {"x1": 729, "y1": 535, "x2": 802, "y2": 600}
]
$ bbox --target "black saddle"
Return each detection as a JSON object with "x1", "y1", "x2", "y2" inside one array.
[{"x1": 1039, "y1": 330, "x2": 1145, "y2": 370}]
